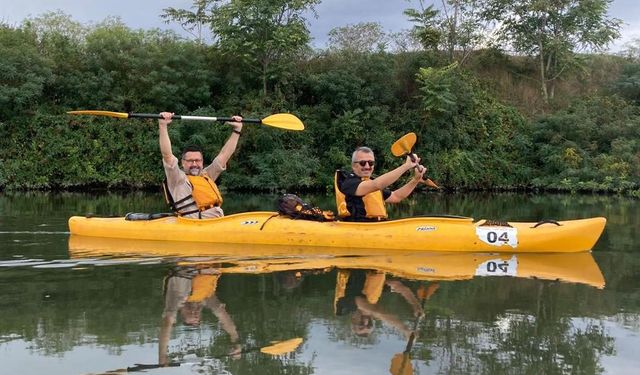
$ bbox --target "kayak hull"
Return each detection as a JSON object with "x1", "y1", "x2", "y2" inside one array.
[{"x1": 67, "y1": 212, "x2": 607, "y2": 253}]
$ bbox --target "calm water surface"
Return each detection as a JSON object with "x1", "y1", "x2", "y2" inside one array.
[{"x1": 0, "y1": 191, "x2": 638, "y2": 375}]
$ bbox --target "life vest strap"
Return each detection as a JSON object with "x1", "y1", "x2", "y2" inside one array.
[
  {"x1": 173, "y1": 199, "x2": 197, "y2": 212},
  {"x1": 173, "y1": 203, "x2": 219, "y2": 217},
  {"x1": 162, "y1": 178, "x2": 220, "y2": 217}
]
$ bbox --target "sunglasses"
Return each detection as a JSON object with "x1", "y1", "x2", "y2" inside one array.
[{"x1": 354, "y1": 160, "x2": 375, "y2": 167}]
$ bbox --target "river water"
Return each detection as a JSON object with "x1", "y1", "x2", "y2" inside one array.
[{"x1": 0, "y1": 191, "x2": 638, "y2": 374}]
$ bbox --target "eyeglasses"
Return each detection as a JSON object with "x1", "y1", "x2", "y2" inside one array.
[
  {"x1": 182, "y1": 158, "x2": 203, "y2": 164},
  {"x1": 354, "y1": 160, "x2": 375, "y2": 167}
]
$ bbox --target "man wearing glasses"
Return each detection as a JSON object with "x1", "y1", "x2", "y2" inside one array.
[
  {"x1": 335, "y1": 146, "x2": 425, "y2": 221},
  {"x1": 158, "y1": 112, "x2": 243, "y2": 218}
]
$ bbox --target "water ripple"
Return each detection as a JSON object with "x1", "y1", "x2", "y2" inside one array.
[{"x1": 0, "y1": 257, "x2": 167, "y2": 268}]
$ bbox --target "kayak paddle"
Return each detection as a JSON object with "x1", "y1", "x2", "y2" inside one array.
[
  {"x1": 67, "y1": 110, "x2": 304, "y2": 131},
  {"x1": 389, "y1": 283, "x2": 438, "y2": 375},
  {"x1": 390, "y1": 132, "x2": 439, "y2": 189},
  {"x1": 124, "y1": 337, "x2": 304, "y2": 372}
]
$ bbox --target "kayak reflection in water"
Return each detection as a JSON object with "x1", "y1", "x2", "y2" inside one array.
[
  {"x1": 334, "y1": 269, "x2": 434, "y2": 339},
  {"x1": 159, "y1": 264, "x2": 241, "y2": 366}
]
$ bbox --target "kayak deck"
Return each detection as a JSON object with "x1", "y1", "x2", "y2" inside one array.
[{"x1": 68, "y1": 211, "x2": 607, "y2": 253}]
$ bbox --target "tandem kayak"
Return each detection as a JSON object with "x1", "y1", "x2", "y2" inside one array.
[
  {"x1": 67, "y1": 236, "x2": 605, "y2": 288},
  {"x1": 68, "y1": 212, "x2": 607, "y2": 253}
]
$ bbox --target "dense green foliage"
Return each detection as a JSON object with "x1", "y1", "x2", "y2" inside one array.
[
  {"x1": 209, "y1": 0, "x2": 320, "y2": 96},
  {"x1": 481, "y1": 0, "x2": 622, "y2": 103},
  {"x1": 531, "y1": 96, "x2": 640, "y2": 192},
  {"x1": 414, "y1": 63, "x2": 533, "y2": 188},
  {"x1": 1, "y1": 10, "x2": 639, "y2": 195}
]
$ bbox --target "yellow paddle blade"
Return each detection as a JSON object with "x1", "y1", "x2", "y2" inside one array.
[
  {"x1": 391, "y1": 132, "x2": 417, "y2": 157},
  {"x1": 259, "y1": 337, "x2": 303, "y2": 355},
  {"x1": 417, "y1": 282, "x2": 439, "y2": 300},
  {"x1": 67, "y1": 110, "x2": 129, "y2": 119},
  {"x1": 261, "y1": 113, "x2": 304, "y2": 131},
  {"x1": 389, "y1": 353, "x2": 413, "y2": 375},
  {"x1": 424, "y1": 178, "x2": 440, "y2": 189}
]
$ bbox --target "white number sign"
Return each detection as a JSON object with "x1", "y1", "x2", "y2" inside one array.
[
  {"x1": 476, "y1": 226, "x2": 518, "y2": 248},
  {"x1": 475, "y1": 255, "x2": 518, "y2": 277}
]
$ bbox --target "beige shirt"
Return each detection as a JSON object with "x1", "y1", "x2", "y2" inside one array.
[
  {"x1": 162, "y1": 274, "x2": 225, "y2": 319},
  {"x1": 163, "y1": 155, "x2": 225, "y2": 218}
]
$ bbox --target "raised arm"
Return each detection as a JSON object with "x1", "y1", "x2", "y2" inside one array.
[
  {"x1": 158, "y1": 314, "x2": 175, "y2": 366},
  {"x1": 215, "y1": 115, "x2": 243, "y2": 168},
  {"x1": 158, "y1": 112, "x2": 175, "y2": 163},
  {"x1": 385, "y1": 280, "x2": 425, "y2": 317},
  {"x1": 355, "y1": 155, "x2": 419, "y2": 196},
  {"x1": 355, "y1": 296, "x2": 413, "y2": 340},
  {"x1": 386, "y1": 163, "x2": 426, "y2": 203}
]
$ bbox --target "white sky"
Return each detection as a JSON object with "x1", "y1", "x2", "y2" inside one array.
[{"x1": 1, "y1": 0, "x2": 638, "y2": 51}]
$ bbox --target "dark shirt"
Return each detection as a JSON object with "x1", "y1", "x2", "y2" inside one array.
[
  {"x1": 339, "y1": 172, "x2": 391, "y2": 222},
  {"x1": 335, "y1": 269, "x2": 366, "y2": 315}
]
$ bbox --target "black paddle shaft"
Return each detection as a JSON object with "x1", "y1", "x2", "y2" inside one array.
[{"x1": 128, "y1": 113, "x2": 261, "y2": 123}]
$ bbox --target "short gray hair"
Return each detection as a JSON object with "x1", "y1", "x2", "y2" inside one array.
[{"x1": 352, "y1": 147, "x2": 374, "y2": 163}]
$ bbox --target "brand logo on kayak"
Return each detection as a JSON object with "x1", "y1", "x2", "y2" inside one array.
[
  {"x1": 241, "y1": 220, "x2": 259, "y2": 225},
  {"x1": 417, "y1": 266, "x2": 436, "y2": 273},
  {"x1": 416, "y1": 226, "x2": 436, "y2": 232}
]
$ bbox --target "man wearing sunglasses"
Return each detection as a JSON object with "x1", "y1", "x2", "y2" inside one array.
[
  {"x1": 335, "y1": 146, "x2": 426, "y2": 221},
  {"x1": 158, "y1": 111, "x2": 243, "y2": 218}
]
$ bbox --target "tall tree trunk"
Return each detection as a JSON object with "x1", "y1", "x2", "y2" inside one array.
[
  {"x1": 538, "y1": 45, "x2": 549, "y2": 104},
  {"x1": 448, "y1": 2, "x2": 458, "y2": 63},
  {"x1": 548, "y1": 56, "x2": 557, "y2": 100}
]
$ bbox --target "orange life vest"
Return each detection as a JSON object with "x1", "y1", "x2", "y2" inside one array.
[
  {"x1": 334, "y1": 170, "x2": 388, "y2": 220},
  {"x1": 163, "y1": 174, "x2": 223, "y2": 217},
  {"x1": 333, "y1": 270, "x2": 386, "y2": 314},
  {"x1": 187, "y1": 274, "x2": 220, "y2": 302},
  {"x1": 187, "y1": 175, "x2": 223, "y2": 210}
]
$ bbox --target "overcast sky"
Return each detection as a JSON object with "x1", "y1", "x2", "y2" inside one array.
[{"x1": 2, "y1": 0, "x2": 639, "y2": 51}]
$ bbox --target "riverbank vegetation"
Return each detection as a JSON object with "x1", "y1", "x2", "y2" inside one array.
[{"x1": 1, "y1": 1, "x2": 639, "y2": 196}]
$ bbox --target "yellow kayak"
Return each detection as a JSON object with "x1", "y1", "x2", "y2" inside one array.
[
  {"x1": 68, "y1": 236, "x2": 605, "y2": 288},
  {"x1": 68, "y1": 212, "x2": 606, "y2": 253}
]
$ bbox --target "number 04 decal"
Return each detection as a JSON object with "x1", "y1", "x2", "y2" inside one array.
[
  {"x1": 475, "y1": 255, "x2": 518, "y2": 276},
  {"x1": 476, "y1": 226, "x2": 518, "y2": 248}
]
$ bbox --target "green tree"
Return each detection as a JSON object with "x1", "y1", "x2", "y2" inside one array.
[
  {"x1": 437, "y1": 0, "x2": 488, "y2": 65},
  {"x1": 210, "y1": 0, "x2": 319, "y2": 96},
  {"x1": 414, "y1": 63, "x2": 532, "y2": 187},
  {"x1": 621, "y1": 37, "x2": 640, "y2": 61},
  {"x1": 403, "y1": 0, "x2": 441, "y2": 50},
  {"x1": 614, "y1": 38, "x2": 640, "y2": 104},
  {"x1": 161, "y1": 0, "x2": 216, "y2": 44},
  {"x1": 0, "y1": 25, "x2": 52, "y2": 120},
  {"x1": 21, "y1": 11, "x2": 92, "y2": 108},
  {"x1": 83, "y1": 18, "x2": 212, "y2": 112},
  {"x1": 327, "y1": 22, "x2": 388, "y2": 53},
  {"x1": 481, "y1": 0, "x2": 622, "y2": 103},
  {"x1": 611, "y1": 62, "x2": 640, "y2": 105}
]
